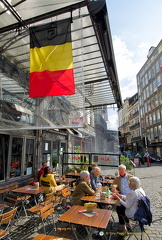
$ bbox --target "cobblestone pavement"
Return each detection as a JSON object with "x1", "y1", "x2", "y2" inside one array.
[{"x1": 107, "y1": 162, "x2": 162, "y2": 240}]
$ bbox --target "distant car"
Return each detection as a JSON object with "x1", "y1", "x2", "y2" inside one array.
[{"x1": 149, "y1": 154, "x2": 162, "y2": 162}]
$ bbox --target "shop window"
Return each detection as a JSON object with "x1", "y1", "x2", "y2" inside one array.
[
  {"x1": 52, "y1": 142, "x2": 59, "y2": 169},
  {"x1": 10, "y1": 137, "x2": 23, "y2": 178},
  {"x1": 24, "y1": 139, "x2": 34, "y2": 175},
  {"x1": 0, "y1": 135, "x2": 9, "y2": 181},
  {"x1": 42, "y1": 140, "x2": 51, "y2": 166}
]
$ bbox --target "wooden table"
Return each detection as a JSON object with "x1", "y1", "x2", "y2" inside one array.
[
  {"x1": 12, "y1": 185, "x2": 49, "y2": 196},
  {"x1": 81, "y1": 195, "x2": 116, "y2": 206},
  {"x1": 58, "y1": 205, "x2": 112, "y2": 240},
  {"x1": 55, "y1": 177, "x2": 76, "y2": 185},
  {"x1": 32, "y1": 234, "x2": 70, "y2": 240},
  {"x1": 65, "y1": 172, "x2": 80, "y2": 178},
  {"x1": 12, "y1": 185, "x2": 49, "y2": 215}
]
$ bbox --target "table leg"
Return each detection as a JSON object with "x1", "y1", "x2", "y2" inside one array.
[{"x1": 71, "y1": 224, "x2": 85, "y2": 240}]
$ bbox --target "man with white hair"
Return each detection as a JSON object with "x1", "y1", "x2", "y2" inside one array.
[
  {"x1": 70, "y1": 170, "x2": 95, "y2": 206},
  {"x1": 112, "y1": 164, "x2": 133, "y2": 195},
  {"x1": 90, "y1": 166, "x2": 101, "y2": 191},
  {"x1": 112, "y1": 176, "x2": 146, "y2": 233}
]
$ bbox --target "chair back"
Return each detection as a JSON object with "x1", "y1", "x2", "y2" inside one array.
[
  {"x1": 61, "y1": 187, "x2": 71, "y2": 198},
  {"x1": 4, "y1": 193, "x2": 19, "y2": 207},
  {"x1": 41, "y1": 180, "x2": 50, "y2": 187},
  {"x1": 8, "y1": 184, "x2": 19, "y2": 191},
  {"x1": 0, "y1": 207, "x2": 18, "y2": 225},
  {"x1": 27, "y1": 177, "x2": 35, "y2": 184},
  {"x1": 134, "y1": 195, "x2": 152, "y2": 231},
  {"x1": 39, "y1": 202, "x2": 54, "y2": 220}
]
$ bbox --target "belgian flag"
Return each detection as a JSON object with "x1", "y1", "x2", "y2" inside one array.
[{"x1": 29, "y1": 19, "x2": 75, "y2": 97}]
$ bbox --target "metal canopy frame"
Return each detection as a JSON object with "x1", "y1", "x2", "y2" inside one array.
[{"x1": 0, "y1": 0, "x2": 122, "y2": 130}]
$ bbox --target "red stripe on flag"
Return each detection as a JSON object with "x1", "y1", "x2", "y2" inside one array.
[{"x1": 29, "y1": 69, "x2": 75, "y2": 97}]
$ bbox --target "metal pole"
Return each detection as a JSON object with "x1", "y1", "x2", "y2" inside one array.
[{"x1": 145, "y1": 136, "x2": 150, "y2": 167}]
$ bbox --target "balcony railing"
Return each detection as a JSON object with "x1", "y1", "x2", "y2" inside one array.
[
  {"x1": 130, "y1": 122, "x2": 140, "y2": 130},
  {"x1": 131, "y1": 136, "x2": 141, "y2": 142}
]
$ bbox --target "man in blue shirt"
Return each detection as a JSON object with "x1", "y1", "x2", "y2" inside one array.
[
  {"x1": 111, "y1": 164, "x2": 132, "y2": 195},
  {"x1": 90, "y1": 166, "x2": 101, "y2": 191}
]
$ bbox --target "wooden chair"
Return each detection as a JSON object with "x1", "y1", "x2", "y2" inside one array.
[
  {"x1": 27, "y1": 177, "x2": 35, "y2": 185},
  {"x1": 40, "y1": 180, "x2": 50, "y2": 187},
  {"x1": 40, "y1": 203, "x2": 56, "y2": 234},
  {"x1": 28, "y1": 202, "x2": 55, "y2": 234},
  {"x1": 4, "y1": 192, "x2": 31, "y2": 217},
  {"x1": 0, "y1": 207, "x2": 18, "y2": 239},
  {"x1": 32, "y1": 233, "x2": 71, "y2": 240},
  {"x1": 57, "y1": 187, "x2": 71, "y2": 212},
  {"x1": 27, "y1": 192, "x2": 54, "y2": 217},
  {"x1": 4, "y1": 193, "x2": 22, "y2": 209},
  {"x1": 0, "y1": 185, "x2": 9, "y2": 200}
]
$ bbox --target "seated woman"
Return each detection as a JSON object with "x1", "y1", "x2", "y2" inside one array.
[
  {"x1": 112, "y1": 176, "x2": 145, "y2": 233},
  {"x1": 40, "y1": 166, "x2": 64, "y2": 194},
  {"x1": 71, "y1": 170, "x2": 95, "y2": 206}
]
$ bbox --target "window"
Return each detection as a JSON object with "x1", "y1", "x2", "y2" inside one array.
[
  {"x1": 42, "y1": 140, "x2": 51, "y2": 166},
  {"x1": 156, "y1": 109, "x2": 160, "y2": 123},
  {"x1": 149, "y1": 82, "x2": 153, "y2": 95},
  {"x1": 0, "y1": 135, "x2": 9, "y2": 181},
  {"x1": 147, "y1": 100, "x2": 151, "y2": 112},
  {"x1": 150, "y1": 128, "x2": 154, "y2": 140},
  {"x1": 149, "y1": 113, "x2": 152, "y2": 125},
  {"x1": 146, "y1": 86, "x2": 149, "y2": 98},
  {"x1": 154, "y1": 127, "x2": 158, "y2": 139},
  {"x1": 152, "y1": 112, "x2": 156, "y2": 124},
  {"x1": 150, "y1": 97, "x2": 155, "y2": 110},
  {"x1": 158, "y1": 125, "x2": 162, "y2": 139},
  {"x1": 52, "y1": 141, "x2": 59, "y2": 169},
  {"x1": 157, "y1": 75, "x2": 161, "y2": 88},
  {"x1": 155, "y1": 60, "x2": 160, "y2": 73},
  {"x1": 24, "y1": 139, "x2": 34, "y2": 175},
  {"x1": 154, "y1": 94, "x2": 158, "y2": 107},
  {"x1": 148, "y1": 70, "x2": 151, "y2": 81},
  {"x1": 10, "y1": 137, "x2": 23, "y2": 178},
  {"x1": 153, "y1": 79, "x2": 157, "y2": 91},
  {"x1": 159, "y1": 92, "x2": 162, "y2": 104},
  {"x1": 160, "y1": 55, "x2": 162, "y2": 68}
]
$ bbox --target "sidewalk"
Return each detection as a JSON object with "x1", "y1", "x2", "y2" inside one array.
[
  {"x1": 108, "y1": 162, "x2": 162, "y2": 240},
  {"x1": 133, "y1": 162, "x2": 162, "y2": 239}
]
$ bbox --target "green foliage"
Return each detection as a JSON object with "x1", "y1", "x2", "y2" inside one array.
[
  {"x1": 52, "y1": 156, "x2": 58, "y2": 168},
  {"x1": 66, "y1": 166, "x2": 81, "y2": 173},
  {"x1": 120, "y1": 155, "x2": 133, "y2": 171}
]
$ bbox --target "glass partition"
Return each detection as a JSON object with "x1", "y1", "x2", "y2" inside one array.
[
  {"x1": 0, "y1": 134, "x2": 9, "y2": 181},
  {"x1": 10, "y1": 137, "x2": 23, "y2": 178},
  {"x1": 24, "y1": 139, "x2": 34, "y2": 175}
]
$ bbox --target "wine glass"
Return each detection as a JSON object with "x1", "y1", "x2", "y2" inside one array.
[{"x1": 113, "y1": 184, "x2": 118, "y2": 192}]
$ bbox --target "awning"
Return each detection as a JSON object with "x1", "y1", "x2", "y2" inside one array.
[{"x1": 0, "y1": 0, "x2": 122, "y2": 130}]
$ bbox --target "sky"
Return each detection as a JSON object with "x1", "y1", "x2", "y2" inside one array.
[
  {"x1": 106, "y1": 0, "x2": 162, "y2": 130},
  {"x1": 106, "y1": 0, "x2": 162, "y2": 101}
]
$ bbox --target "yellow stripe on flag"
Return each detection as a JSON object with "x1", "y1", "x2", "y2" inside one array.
[{"x1": 30, "y1": 42, "x2": 73, "y2": 73}]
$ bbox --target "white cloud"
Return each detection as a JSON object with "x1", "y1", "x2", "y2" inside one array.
[
  {"x1": 107, "y1": 112, "x2": 118, "y2": 130},
  {"x1": 112, "y1": 36, "x2": 150, "y2": 100}
]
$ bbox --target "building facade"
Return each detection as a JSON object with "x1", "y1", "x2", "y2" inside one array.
[{"x1": 137, "y1": 40, "x2": 162, "y2": 157}]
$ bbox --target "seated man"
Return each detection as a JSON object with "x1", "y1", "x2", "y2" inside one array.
[
  {"x1": 71, "y1": 170, "x2": 95, "y2": 206},
  {"x1": 90, "y1": 166, "x2": 101, "y2": 191},
  {"x1": 111, "y1": 164, "x2": 133, "y2": 195},
  {"x1": 112, "y1": 176, "x2": 146, "y2": 233},
  {"x1": 38, "y1": 162, "x2": 47, "y2": 181}
]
